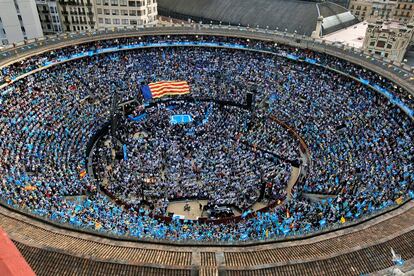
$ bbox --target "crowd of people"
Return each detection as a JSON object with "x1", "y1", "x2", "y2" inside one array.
[
  {"x1": 0, "y1": 34, "x2": 412, "y2": 242},
  {"x1": 93, "y1": 101, "x2": 292, "y2": 216}
]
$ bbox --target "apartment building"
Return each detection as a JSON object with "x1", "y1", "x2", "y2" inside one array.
[
  {"x1": 95, "y1": 0, "x2": 157, "y2": 28},
  {"x1": 0, "y1": 0, "x2": 43, "y2": 45},
  {"x1": 363, "y1": 19, "x2": 414, "y2": 61},
  {"x1": 57, "y1": 0, "x2": 96, "y2": 32},
  {"x1": 36, "y1": 0, "x2": 63, "y2": 34},
  {"x1": 349, "y1": 0, "x2": 397, "y2": 21},
  {"x1": 36, "y1": 0, "x2": 158, "y2": 34},
  {"x1": 348, "y1": 0, "x2": 413, "y2": 22},
  {"x1": 393, "y1": 0, "x2": 414, "y2": 23}
]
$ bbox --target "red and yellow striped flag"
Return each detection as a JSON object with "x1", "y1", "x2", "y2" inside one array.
[{"x1": 149, "y1": 81, "x2": 190, "y2": 99}]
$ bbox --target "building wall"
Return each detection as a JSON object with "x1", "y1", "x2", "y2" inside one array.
[
  {"x1": 57, "y1": 0, "x2": 96, "y2": 32},
  {"x1": 36, "y1": 0, "x2": 63, "y2": 34},
  {"x1": 349, "y1": 0, "x2": 414, "y2": 22},
  {"x1": 0, "y1": 0, "x2": 43, "y2": 45},
  {"x1": 36, "y1": 0, "x2": 158, "y2": 34},
  {"x1": 363, "y1": 20, "x2": 414, "y2": 62},
  {"x1": 393, "y1": 0, "x2": 414, "y2": 23},
  {"x1": 95, "y1": 0, "x2": 157, "y2": 29}
]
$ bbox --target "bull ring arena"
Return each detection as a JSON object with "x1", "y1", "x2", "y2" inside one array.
[{"x1": 0, "y1": 25, "x2": 413, "y2": 275}]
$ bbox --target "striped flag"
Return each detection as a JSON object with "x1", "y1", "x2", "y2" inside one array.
[{"x1": 148, "y1": 81, "x2": 190, "y2": 99}]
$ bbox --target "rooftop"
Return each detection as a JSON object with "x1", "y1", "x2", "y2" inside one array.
[
  {"x1": 323, "y1": 21, "x2": 368, "y2": 48},
  {"x1": 158, "y1": 0, "x2": 359, "y2": 36}
]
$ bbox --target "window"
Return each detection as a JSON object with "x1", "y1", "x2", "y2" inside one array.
[
  {"x1": 128, "y1": 1, "x2": 135, "y2": 6},
  {"x1": 112, "y1": 9, "x2": 119, "y2": 15},
  {"x1": 113, "y1": 18, "x2": 120, "y2": 24},
  {"x1": 122, "y1": 19, "x2": 128, "y2": 24},
  {"x1": 96, "y1": 0, "x2": 101, "y2": 4},
  {"x1": 129, "y1": 10, "x2": 136, "y2": 16},
  {"x1": 105, "y1": 18, "x2": 111, "y2": 24},
  {"x1": 121, "y1": 9, "x2": 128, "y2": 15},
  {"x1": 104, "y1": 9, "x2": 110, "y2": 15},
  {"x1": 104, "y1": 0, "x2": 109, "y2": 5},
  {"x1": 130, "y1": 19, "x2": 137, "y2": 25},
  {"x1": 98, "y1": 17, "x2": 104, "y2": 23},
  {"x1": 111, "y1": 0, "x2": 118, "y2": 5},
  {"x1": 119, "y1": 0, "x2": 127, "y2": 6},
  {"x1": 376, "y1": 40, "x2": 386, "y2": 48},
  {"x1": 97, "y1": 8, "x2": 102, "y2": 14}
]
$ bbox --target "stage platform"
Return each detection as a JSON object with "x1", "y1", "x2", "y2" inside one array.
[{"x1": 170, "y1": 114, "x2": 193, "y2": 124}]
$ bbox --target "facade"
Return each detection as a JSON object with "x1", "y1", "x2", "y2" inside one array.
[
  {"x1": 57, "y1": 0, "x2": 96, "y2": 32},
  {"x1": 36, "y1": 0, "x2": 158, "y2": 34},
  {"x1": 363, "y1": 19, "x2": 414, "y2": 61},
  {"x1": 36, "y1": 0, "x2": 63, "y2": 34},
  {"x1": 348, "y1": 0, "x2": 414, "y2": 22},
  {"x1": 393, "y1": 0, "x2": 414, "y2": 23},
  {"x1": 349, "y1": 0, "x2": 397, "y2": 21},
  {"x1": 95, "y1": 0, "x2": 157, "y2": 29},
  {"x1": 0, "y1": 0, "x2": 43, "y2": 45}
]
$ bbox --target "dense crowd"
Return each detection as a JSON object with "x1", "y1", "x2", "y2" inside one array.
[
  {"x1": 0, "y1": 34, "x2": 412, "y2": 242},
  {"x1": 93, "y1": 101, "x2": 292, "y2": 215}
]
